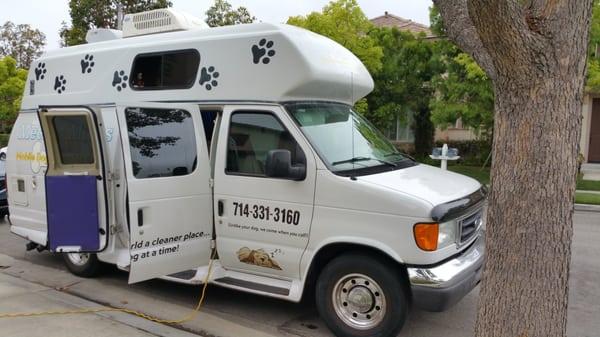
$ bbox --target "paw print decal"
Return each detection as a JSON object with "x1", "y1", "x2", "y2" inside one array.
[
  {"x1": 252, "y1": 38, "x2": 276, "y2": 64},
  {"x1": 80, "y1": 54, "x2": 95, "y2": 74},
  {"x1": 54, "y1": 75, "x2": 67, "y2": 94},
  {"x1": 112, "y1": 70, "x2": 129, "y2": 91},
  {"x1": 34, "y1": 63, "x2": 47, "y2": 80},
  {"x1": 199, "y1": 66, "x2": 220, "y2": 90}
]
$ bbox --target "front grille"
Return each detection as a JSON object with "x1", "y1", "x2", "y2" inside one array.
[{"x1": 459, "y1": 210, "x2": 482, "y2": 243}]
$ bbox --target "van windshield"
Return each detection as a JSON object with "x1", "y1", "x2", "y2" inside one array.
[{"x1": 285, "y1": 102, "x2": 415, "y2": 175}]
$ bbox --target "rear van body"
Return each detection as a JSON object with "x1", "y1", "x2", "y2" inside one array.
[{"x1": 6, "y1": 9, "x2": 485, "y2": 337}]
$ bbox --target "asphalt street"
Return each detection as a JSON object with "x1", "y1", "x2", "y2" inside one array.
[{"x1": 0, "y1": 211, "x2": 598, "y2": 337}]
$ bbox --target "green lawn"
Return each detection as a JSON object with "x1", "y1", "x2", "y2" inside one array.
[
  {"x1": 447, "y1": 165, "x2": 490, "y2": 185},
  {"x1": 575, "y1": 192, "x2": 600, "y2": 205},
  {"x1": 447, "y1": 165, "x2": 600, "y2": 201},
  {"x1": 577, "y1": 177, "x2": 600, "y2": 191}
]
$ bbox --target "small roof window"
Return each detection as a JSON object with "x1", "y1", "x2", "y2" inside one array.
[{"x1": 130, "y1": 49, "x2": 200, "y2": 90}]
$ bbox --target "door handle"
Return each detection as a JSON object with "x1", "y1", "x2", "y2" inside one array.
[
  {"x1": 137, "y1": 209, "x2": 144, "y2": 227},
  {"x1": 218, "y1": 200, "x2": 224, "y2": 216}
]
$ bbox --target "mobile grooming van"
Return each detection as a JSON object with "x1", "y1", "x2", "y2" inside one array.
[{"x1": 6, "y1": 9, "x2": 486, "y2": 337}]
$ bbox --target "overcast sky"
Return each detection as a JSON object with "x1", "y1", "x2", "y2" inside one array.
[{"x1": 0, "y1": 0, "x2": 433, "y2": 51}]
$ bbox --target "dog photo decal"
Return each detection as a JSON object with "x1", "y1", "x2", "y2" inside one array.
[
  {"x1": 251, "y1": 38, "x2": 276, "y2": 64},
  {"x1": 237, "y1": 247, "x2": 282, "y2": 270}
]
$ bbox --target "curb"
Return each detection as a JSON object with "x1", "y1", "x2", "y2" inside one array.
[{"x1": 575, "y1": 203, "x2": 600, "y2": 212}]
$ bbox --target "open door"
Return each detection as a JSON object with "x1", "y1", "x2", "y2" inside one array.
[
  {"x1": 39, "y1": 107, "x2": 109, "y2": 253},
  {"x1": 117, "y1": 103, "x2": 213, "y2": 283}
]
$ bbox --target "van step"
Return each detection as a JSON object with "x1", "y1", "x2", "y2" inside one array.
[
  {"x1": 214, "y1": 277, "x2": 290, "y2": 296},
  {"x1": 167, "y1": 269, "x2": 197, "y2": 280}
]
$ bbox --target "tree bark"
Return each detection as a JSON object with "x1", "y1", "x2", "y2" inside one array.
[{"x1": 432, "y1": 1, "x2": 593, "y2": 337}]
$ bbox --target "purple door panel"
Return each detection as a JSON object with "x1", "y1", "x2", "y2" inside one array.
[{"x1": 46, "y1": 175, "x2": 100, "y2": 251}]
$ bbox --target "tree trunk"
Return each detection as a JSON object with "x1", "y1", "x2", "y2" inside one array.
[
  {"x1": 432, "y1": 1, "x2": 594, "y2": 337},
  {"x1": 478, "y1": 68, "x2": 582, "y2": 337},
  {"x1": 414, "y1": 106, "x2": 434, "y2": 156}
]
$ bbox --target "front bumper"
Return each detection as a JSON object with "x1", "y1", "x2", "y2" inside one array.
[{"x1": 407, "y1": 232, "x2": 485, "y2": 311}]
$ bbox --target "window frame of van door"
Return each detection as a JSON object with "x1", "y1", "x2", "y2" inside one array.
[
  {"x1": 123, "y1": 106, "x2": 198, "y2": 180},
  {"x1": 40, "y1": 111, "x2": 101, "y2": 176},
  {"x1": 224, "y1": 109, "x2": 307, "y2": 181},
  {"x1": 38, "y1": 105, "x2": 111, "y2": 253}
]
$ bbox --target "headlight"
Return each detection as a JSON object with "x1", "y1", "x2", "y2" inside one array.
[
  {"x1": 438, "y1": 219, "x2": 458, "y2": 249},
  {"x1": 414, "y1": 220, "x2": 458, "y2": 252}
]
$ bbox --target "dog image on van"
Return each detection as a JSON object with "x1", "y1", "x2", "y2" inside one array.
[{"x1": 236, "y1": 247, "x2": 282, "y2": 270}]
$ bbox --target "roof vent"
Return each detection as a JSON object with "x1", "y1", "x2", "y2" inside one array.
[
  {"x1": 122, "y1": 8, "x2": 208, "y2": 38},
  {"x1": 86, "y1": 28, "x2": 123, "y2": 43}
]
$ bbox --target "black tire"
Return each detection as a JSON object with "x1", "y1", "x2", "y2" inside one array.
[
  {"x1": 316, "y1": 253, "x2": 409, "y2": 337},
  {"x1": 62, "y1": 253, "x2": 101, "y2": 278}
]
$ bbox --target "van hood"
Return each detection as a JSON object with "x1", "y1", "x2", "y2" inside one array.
[{"x1": 358, "y1": 164, "x2": 481, "y2": 207}]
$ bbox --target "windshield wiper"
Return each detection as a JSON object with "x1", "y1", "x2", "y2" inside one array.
[
  {"x1": 332, "y1": 156, "x2": 397, "y2": 167},
  {"x1": 384, "y1": 152, "x2": 415, "y2": 162}
]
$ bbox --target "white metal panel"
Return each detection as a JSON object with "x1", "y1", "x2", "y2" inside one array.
[
  {"x1": 213, "y1": 105, "x2": 317, "y2": 279},
  {"x1": 7, "y1": 113, "x2": 48, "y2": 246},
  {"x1": 117, "y1": 103, "x2": 213, "y2": 283},
  {"x1": 22, "y1": 23, "x2": 372, "y2": 110},
  {"x1": 358, "y1": 164, "x2": 481, "y2": 207}
]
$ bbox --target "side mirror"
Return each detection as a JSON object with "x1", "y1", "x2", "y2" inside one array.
[{"x1": 265, "y1": 149, "x2": 306, "y2": 181}]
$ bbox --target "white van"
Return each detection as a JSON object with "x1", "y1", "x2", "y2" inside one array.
[{"x1": 6, "y1": 9, "x2": 485, "y2": 337}]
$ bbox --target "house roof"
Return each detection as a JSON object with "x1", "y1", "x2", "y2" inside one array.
[{"x1": 370, "y1": 12, "x2": 435, "y2": 38}]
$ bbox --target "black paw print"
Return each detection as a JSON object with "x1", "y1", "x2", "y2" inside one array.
[
  {"x1": 251, "y1": 38, "x2": 276, "y2": 64},
  {"x1": 54, "y1": 75, "x2": 66, "y2": 94},
  {"x1": 80, "y1": 54, "x2": 95, "y2": 74},
  {"x1": 199, "y1": 66, "x2": 220, "y2": 90},
  {"x1": 112, "y1": 70, "x2": 129, "y2": 91},
  {"x1": 34, "y1": 63, "x2": 47, "y2": 80}
]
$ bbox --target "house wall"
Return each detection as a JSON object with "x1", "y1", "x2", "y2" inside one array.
[{"x1": 434, "y1": 127, "x2": 477, "y2": 142}]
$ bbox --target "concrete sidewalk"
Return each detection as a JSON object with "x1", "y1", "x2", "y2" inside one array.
[{"x1": 0, "y1": 255, "x2": 199, "y2": 337}]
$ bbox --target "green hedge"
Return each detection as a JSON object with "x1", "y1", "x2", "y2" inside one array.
[
  {"x1": 0, "y1": 134, "x2": 9, "y2": 148},
  {"x1": 433, "y1": 140, "x2": 492, "y2": 166}
]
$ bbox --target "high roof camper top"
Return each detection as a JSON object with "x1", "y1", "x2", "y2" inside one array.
[{"x1": 22, "y1": 9, "x2": 373, "y2": 110}]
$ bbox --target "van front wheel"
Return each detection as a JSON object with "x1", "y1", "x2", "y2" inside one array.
[
  {"x1": 62, "y1": 252, "x2": 101, "y2": 278},
  {"x1": 315, "y1": 253, "x2": 408, "y2": 337}
]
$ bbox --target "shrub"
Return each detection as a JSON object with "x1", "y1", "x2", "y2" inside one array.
[{"x1": 0, "y1": 134, "x2": 9, "y2": 148}]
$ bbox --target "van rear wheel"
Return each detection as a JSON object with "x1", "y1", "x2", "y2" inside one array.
[
  {"x1": 62, "y1": 252, "x2": 101, "y2": 278},
  {"x1": 315, "y1": 253, "x2": 408, "y2": 337}
]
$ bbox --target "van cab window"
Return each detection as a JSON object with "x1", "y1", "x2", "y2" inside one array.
[
  {"x1": 226, "y1": 111, "x2": 304, "y2": 176},
  {"x1": 125, "y1": 108, "x2": 197, "y2": 178},
  {"x1": 130, "y1": 49, "x2": 199, "y2": 90},
  {"x1": 285, "y1": 102, "x2": 415, "y2": 176}
]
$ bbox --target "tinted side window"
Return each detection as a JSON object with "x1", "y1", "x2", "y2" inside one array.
[
  {"x1": 52, "y1": 115, "x2": 94, "y2": 165},
  {"x1": 130, "y1": 49, "x2": 199, "y2": 90},
  {"x1": 226, "y1": 112, "x2": 304, "y2": 176},
  {"x1": 125, "y1": 108, "x2": 197, "y2": 179}
]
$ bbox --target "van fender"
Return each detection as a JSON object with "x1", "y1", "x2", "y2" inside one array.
[{"x1": 299, "y1": 236, "x2": 404, "y2": 289}]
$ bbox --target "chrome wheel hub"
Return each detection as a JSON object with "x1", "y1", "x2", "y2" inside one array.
[
  {"x1": 332, "y1": 273, "x2": 386, "y2": 330},
  {"x1": 67, "y1": 253, "x2": 90, "y2": 266}
]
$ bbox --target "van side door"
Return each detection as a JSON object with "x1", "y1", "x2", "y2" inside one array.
[
  {"x1": 39, "y1": 107, "x2": 109, "y2": 253},
  {"x1": 117, "y1": 103, "x2": 213, "y2": 283},
  {"x1": 213, "y1": 105, "x2": 317, "y2": 278}
]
